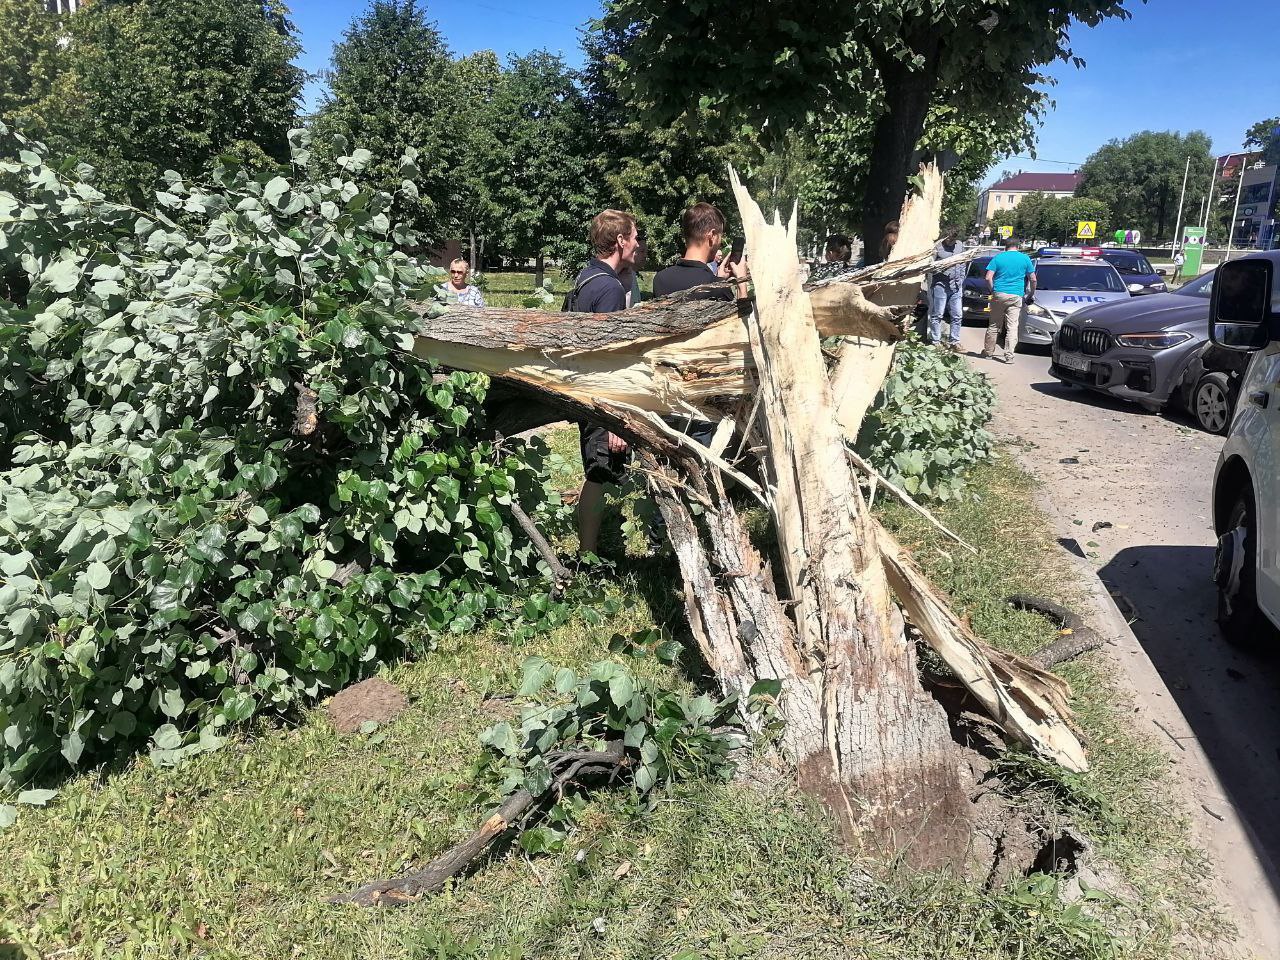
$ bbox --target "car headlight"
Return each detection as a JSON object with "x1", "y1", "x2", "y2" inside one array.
[
  {"x1": 1126, "y1": 283, "x2": 1145, "y2": 293},
  {"x1": 1151, "y1": 282, "x2": 1166, "y2": 291},
  {"x1": 1025, "y1": 302, "x2": 1049, "y2": 317},
  {"x1": 1114, "y1": 331, "x2": 1193, "y2": 350}
]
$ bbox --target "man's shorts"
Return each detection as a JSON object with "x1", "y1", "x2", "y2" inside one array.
[{"x1": 579, "y1": 423, "x2": 630, "y2": 485}]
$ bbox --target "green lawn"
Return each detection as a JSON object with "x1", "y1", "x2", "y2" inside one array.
[{"x1": 0, "y1": 440, "x2": 1227, "y2": 960}]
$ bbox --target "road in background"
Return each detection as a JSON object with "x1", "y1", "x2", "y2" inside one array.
[{"x1": 957, "y1": 327, "x2": 1280, "y2": 955}]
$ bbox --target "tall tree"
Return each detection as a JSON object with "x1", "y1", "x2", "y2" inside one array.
[
  {"x1": 599, "y1": 0, "x2": 1133, "y2": 262},
  {"x1": 311, "y1": 0, "x2": 455, "y2": 242},
  {"x1": 0, "y1": 0, "x2": 68, "y2": 138},
  {"x1": 1244, "y1": 116, "x2": 1280, "y2": 166},
  {"x1": 580, "y1": 24, "x2": 756, "y2": 266},
  {"x1": 1076, "y1": 130, "x2": 1213, "y2": 241},
  {"x1": 42, "y1": 0, "x2": 303, "y2": 200},
  {"x1": 478, "y1": 51, "x2": 596, "y2": 284},
  {"x1": 450, "y1": 50, "x2": 503, "y2": 266}
]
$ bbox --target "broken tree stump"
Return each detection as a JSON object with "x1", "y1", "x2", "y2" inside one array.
[{"x1": 396, "y1": 171, "x2": 1083, "y2": 871}]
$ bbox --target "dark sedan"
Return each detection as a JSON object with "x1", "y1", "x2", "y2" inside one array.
[
  {"x1": 960, "y1": 255, "x2": 993, "y2": 320},
  {"x1": 1050, "y1": 270, "x2": 1247, "y2": 433},
  {"x1": 1099, "y1": 248, "x2": 1167, "y2": 296}
]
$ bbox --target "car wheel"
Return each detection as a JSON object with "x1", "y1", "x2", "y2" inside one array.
[
  {"x1": 1194, "y1": 372, "x2": 1233, "y2": 434},
  {"x1": 1215, "y1": 488, "x2": 1269, "y2": 648}
]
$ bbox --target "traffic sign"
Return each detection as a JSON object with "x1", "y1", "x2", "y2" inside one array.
[
  {"x1": 998, "y1": 225, "x2": 1013, "y2": 239},
  {"x1": 1076, "y1": 221, "x2": 1097, "y2": 239}
]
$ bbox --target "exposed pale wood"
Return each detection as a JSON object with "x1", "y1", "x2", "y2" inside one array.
[
  {"x1": 728, "y1": 175, "x2": 972, "y2": 861},
  {"x1": 412, "y1": 275, "x2": 908, "y2": 420},
  {"x1": 846, "y1": 446, "x2": 977, "y2": 554},
  {"x1": 875, "y1": 522, "x2": 1088, "y2": 773},
  {"x1": 830, "y1": 162, "x2": 946, "y2": 441}
]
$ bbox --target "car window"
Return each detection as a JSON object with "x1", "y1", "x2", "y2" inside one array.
[
  {"x1": 1175, "y1": 271, "x2": 1214, "y2": 298},
  {"x1": 967, "y1": 257, "x2": 992, "y2": 278},
  {"x1": 1100, "y1": 251, "x2": 1155, "y2": 275},
  {"x1": 1035, "y1": 264, "x2": 1126, "y2": 292}
]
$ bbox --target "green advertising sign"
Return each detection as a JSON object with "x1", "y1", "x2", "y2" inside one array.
[{"x1": 1182, "y1": 226, "x2": 1206, "y2": 277}]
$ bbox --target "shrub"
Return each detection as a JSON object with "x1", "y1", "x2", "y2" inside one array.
[
  {"x1": 856, "y1": 336, "x2": 996, "y2": 501},
  {"x1": 0, "y1": 123, "x2": 572, "y2": 787}
]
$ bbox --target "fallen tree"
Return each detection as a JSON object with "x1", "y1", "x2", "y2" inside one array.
[{"x1": 389, "y1": 167, "x2": 1087, "y2": 872}]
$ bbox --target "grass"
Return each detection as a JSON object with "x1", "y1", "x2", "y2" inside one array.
[{"x1": 0, "y1": 440, "x2": 1228, "y2": 960}]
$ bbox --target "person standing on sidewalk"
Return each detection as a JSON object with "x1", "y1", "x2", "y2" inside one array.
[
  {"x1": 983, "y1": 238, "x2": 1036, "y2": 363},
  {"x1": 1173, "y1": 249, "x2": 1186, "y2": 284},
  {"x1": 928, "y1": 226, "x2": 966, "y2": 349}
]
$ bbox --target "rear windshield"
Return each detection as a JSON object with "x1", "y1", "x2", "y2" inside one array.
[
  {"x1": 1101, "y1": 251, "x2": 1155, "y2": 275},
  {"x1": 1035, "y1": 264, "x2": 1126, "y2": 292},
  {"x1": 967, "y1": 257, "x2": 992, "y2": 278}
]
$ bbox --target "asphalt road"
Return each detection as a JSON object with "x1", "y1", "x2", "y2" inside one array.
[{"x1": 956, "y1": 326, "x2": 1280, "y2": 954}]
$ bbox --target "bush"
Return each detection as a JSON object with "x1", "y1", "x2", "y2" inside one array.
[
  {"x1": 0, "y1": 123, "x2": 573, "y2": 787},
  {"x1": 856, "y1": 337, "x2": 996, "y2": 501}
]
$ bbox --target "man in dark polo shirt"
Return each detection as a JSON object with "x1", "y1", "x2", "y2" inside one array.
[
  {"x1": 653, "y1": 202, "x2": 740, "y2": 299},
  {"x1": 566, "y1": 209, "x2": 640, "y2": 556}
]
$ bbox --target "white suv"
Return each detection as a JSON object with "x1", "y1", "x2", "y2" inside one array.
[{"x1": 1210, "y1": 251, "x2": 1280, "y2": 643}]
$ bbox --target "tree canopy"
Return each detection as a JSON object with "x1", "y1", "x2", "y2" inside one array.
[
  {"x1": 598, "y1": 0, "x2": 1134, "y2": 260},
  {"x1": 32, "y1": 0, "x2": 303, "y2": 201},
  {"x1": 0, "y1": 0, "x2": 67, "y2": 138},
  {"x1": 1076, "y1": 130, "x2": 1213, "y2": 241},
  {"x1": 310, "y1": 0, "x2": 456, "y2": 243},
  {"x1": 1245, "y1": 116, "x2": 1280, "y2": 166}
]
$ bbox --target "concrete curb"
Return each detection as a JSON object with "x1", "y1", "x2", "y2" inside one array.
[{"x1": 1036, "y1": 487, "x2": 1280, "y2": 959}]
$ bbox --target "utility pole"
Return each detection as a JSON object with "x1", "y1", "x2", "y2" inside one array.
[
  {"x1": 1171, "y1": 155, "x2": 1191, "y2": 252},
  {"x1": 1225, "y1": 162, "x2": 1247, "y2": 261}
]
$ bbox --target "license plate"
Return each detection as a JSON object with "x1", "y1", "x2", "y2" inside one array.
[{"x1": 1058, "y1": 352, "x2": 1090, "y2": 373}]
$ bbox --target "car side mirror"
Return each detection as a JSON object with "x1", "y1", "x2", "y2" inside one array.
[
  {"x1": 1209, "y1": 258, "x2": 1275, "y2": 352},
  {"x1": 1156, "y1": 267, "x2": 1168, "y2": 276}
]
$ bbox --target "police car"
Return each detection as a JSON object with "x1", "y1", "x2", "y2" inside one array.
[{"x1": 1021, "y1": 256, "x2": 1131, "y2": 347}]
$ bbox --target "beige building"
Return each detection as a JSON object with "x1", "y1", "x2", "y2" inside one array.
[{"x1": 977, "y1": 172, "x2": 1080, "y2": 226}]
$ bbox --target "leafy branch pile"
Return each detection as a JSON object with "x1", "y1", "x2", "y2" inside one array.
[
  {"x1": 0, "y1": 123, "x2": 573, "y2": 789},
  {"x1": 479, "y1": 655, "x2": 743, "y2": 854},
  {"x1": 857, "y1": 337, "x2": 996, "y2": 501}
]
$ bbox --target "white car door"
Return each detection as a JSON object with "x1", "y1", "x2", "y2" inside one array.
[{"x1": 1241, "y1": 342, "x2": 1280, "y2": 618}]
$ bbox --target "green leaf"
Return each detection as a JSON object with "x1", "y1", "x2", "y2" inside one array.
[
  {"x1": 0, "y1": 805, "x2": 16, "y2": 830},
  {"x1": 263, "y1": 176, "x2": 290, "y2": 207},
  {"x1": 16, "y1": 788, "x2": 57, "y2": 807},
  {"x1": 86, "y1": 560, "x2": 112, "y2": 591}
]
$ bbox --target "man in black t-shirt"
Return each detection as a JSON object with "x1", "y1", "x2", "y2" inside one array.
[
  {"x1": 652, "y1": 202, "x2": 744, "y2": 299},
  {"x1": 566, "y1": 209, "x2": 641, "y2": 556}
]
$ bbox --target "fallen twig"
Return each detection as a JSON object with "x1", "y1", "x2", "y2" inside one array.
[
  {"x1": 333, "y1": 742, "x2": 626, "y2": 907},
  {"x1": 507, "y1": 498, "x2": 573, "y2": 594},
  {"x1": 846, "y1": 446, "x2": 977, "y2": 554},
  {"x1": 1007, "y1": 595, "x2": 1109, "y2": 668}
]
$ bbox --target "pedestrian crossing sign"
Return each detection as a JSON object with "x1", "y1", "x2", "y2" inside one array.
[
  {"x1": 1076, "y1": 220, "x2": 1097, "y2": 239},
  {"x1": 998, "y1": 225, "x2": 1013, "y2": 239}
]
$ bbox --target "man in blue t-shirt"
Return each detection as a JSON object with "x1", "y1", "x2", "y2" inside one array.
[{"x1": 982, "y1": 239, "x2": 1037, "y2": 363}]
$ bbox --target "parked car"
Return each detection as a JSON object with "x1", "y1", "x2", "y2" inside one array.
[
  {"x1": 1049, "y1": 269, "x2": 1247, "y2": 432},
  {"x1": 1209, "y1": 251, "x2": 1280, "y2": 644},
  {"x1": 1020, "y1": 256, "x2": 1130, "y2": 348},
  {"x1": 1098, "y1": 249, "x2": 1167, "y2": 296},
  {"x1": 961, "y1": 255, "x2": 994, "y2": 321}
]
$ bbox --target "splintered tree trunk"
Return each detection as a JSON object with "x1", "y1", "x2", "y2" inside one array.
[
  {"x1": 722, "y1": 173, "x2": 972, "y2": 860},
  {"x1": 404, "y1": 175, "x2": 1085, "y2": 870}
]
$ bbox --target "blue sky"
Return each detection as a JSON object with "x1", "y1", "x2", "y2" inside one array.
[{"x1": 292, "y1": 0, "x2": 1279, "y2": 187}]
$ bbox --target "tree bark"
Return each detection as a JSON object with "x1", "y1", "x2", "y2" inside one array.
[
  {"x1": 861, "y1": 41, "x2": 941, "y2": 264},
  {"x1": 534, "y1": 252, "x2": 546, "y2": 290}
]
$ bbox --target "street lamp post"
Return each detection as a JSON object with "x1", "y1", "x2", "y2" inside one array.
[{"x1": 1171, "y1": 155, "x2": 1191, "y2": 252}]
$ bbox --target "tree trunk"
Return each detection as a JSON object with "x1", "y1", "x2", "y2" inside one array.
[
  {"x1": 534, "y1": 252, "x2": 545, "y2": 289},
  {"x1": 468, "y1": 226, "x2": 476, "y2": 266},
  {"x1": 860, "y1": 43, "x2": 940, "y2": 264}
]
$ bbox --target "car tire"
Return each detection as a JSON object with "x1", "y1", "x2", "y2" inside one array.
[
  {"x1": 1194, "y1": 372, "x2": 1233, "y2": 435},
  {"x1": 1215, "y1": 488, "x2": 1269, "y2": 648}
]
